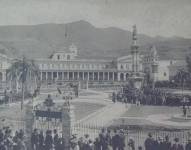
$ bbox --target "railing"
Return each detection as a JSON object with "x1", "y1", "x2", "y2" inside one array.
[{"x1": 1, "y1": 118, "x2": 190, "y2": 149}]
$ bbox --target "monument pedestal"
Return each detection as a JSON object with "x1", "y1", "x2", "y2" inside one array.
[{"x1": 129, "y1": 74, "x2": 144, "y2": 89}]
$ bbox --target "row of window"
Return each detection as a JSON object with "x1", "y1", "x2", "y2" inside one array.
[
  {"x1": 119, "y1": 64, "x2": 131, "y2": 70},
  {"x1": 144, "y1": 58, "x2": 158, "y2": 62}
]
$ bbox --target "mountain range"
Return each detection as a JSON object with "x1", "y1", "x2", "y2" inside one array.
[{"x1": 0, "y1": 20, "x2": 190, "y2": 60}]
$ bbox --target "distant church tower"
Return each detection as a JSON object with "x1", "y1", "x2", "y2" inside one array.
[{"x1": 131, "y1": 25, "x2": 139, "y2": 73}]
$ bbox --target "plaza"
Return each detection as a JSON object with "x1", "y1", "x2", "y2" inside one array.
[{"x1": 0, "y1": 21, "x2": 190, "y2": 150}]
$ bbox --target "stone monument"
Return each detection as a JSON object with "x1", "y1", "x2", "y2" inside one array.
[{"x1": 129, "y1": 25, "x2": 144, "y2": 89}]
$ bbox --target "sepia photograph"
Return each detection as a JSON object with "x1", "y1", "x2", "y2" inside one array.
[{"x1": 0, "y1": 0, "x2": 191, "y2": 149}]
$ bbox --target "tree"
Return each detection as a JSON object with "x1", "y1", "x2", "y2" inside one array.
[
  {"x1": 174, "y1": 69, "x2": 190, "y2": 97},
  {"x1": 186, "y1": 54, "x2": 191, "y2": 73},
  {"x1": 7, "y1": 57, "x2": 40, "y2": 109}
]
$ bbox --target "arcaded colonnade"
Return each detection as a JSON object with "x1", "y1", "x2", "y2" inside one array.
[{"x1": 40, "y1": 71, "x2": 130, "y2": 82}]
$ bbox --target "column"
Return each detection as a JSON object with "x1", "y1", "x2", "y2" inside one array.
[
  {"x1": 108, "y1": 72, "x2": 109, "y2": 81},
  {"x1": 67, "y1": 72, "x2": 69, "y2": 80},
  {"x1": 118, "y1": 73, "x2": 120, "y2": 81},
  {"x1": 98, "y1": 72, "x2": 100, "y2": 81},
  {"x1": 124, "y1": 73, "x2": 126, "y2": 81},
  {"x1": 2, "y1": 72, "x2": 6, "y2": 82},
  {"x1": 40, "y1": 72, "x2": 42, "y2": 81},
  {"x1": 51, "y1": 72, "x2": 53, "y2": 81},
  {"x1": 93, "y1": 72, "x2": 95, "y2": 81},
  {"x1": 112, "y1": 72, "x2": 115, "y2": 81}
]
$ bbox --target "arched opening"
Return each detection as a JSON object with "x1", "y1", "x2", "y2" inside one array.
[
  {"x1": 67, "y1": 55, "x2": 70, "y2": 60},
  {"x1": 126, "y1": 73, "x2": 129, "y2": 80},
  {"x1": 0, "y1": 72, "x2": 2, "y2": 81},
  {"x1": 120, "y1": 73, "x2": 124, "y2": 81}
]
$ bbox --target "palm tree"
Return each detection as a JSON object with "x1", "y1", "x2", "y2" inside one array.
[
  {"x1": 6, "y1": 57, "x2": 40, "y2": 109},
  {"x1": 174, "y1": 69, "x2": 190, "y2": 97}
]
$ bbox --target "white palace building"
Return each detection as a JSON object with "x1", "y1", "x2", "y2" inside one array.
[{"x1": 0, "y1": 26, "x2": 173, "y2": 88}]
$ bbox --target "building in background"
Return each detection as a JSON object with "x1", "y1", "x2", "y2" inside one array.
[{"x1": 0, "y1": 26, "x2": 185, "y2": 88}]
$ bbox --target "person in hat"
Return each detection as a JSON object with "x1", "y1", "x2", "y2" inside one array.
[
  {"x1": 55, "y1": 138, "x2": 63, "y2": 150},
  {"x1": 163, "y1": 135, "x2": 171, "y2": 150},
  {"x1": 118, "y1": 129, "x2": 125, "y2": 150},
  {"x1": 38, "y1": 130, "x2": 44, "y2": 150},
  {"x1": 70, "y1": 135, "x2": 79, "y2": 150},
  {"x1": 111, "y1": 129, "x2": 120, "y2": 150},
  {"x1": 53, "y1": 129, "x2": 59, "y2": 146},
  {"x1": 94, "y1": 137, "x2": 101, "y2": 150},
  {"x1": 44, "y1": 130, "x2": 53, "y2": 150},
  {"x1": 31, "y1": 129, "x2": 39, "y2": 150},
  {"x1": 144, "y1": 133, "x2": 154, "y2": 150},
  {"x1": 128, "y1": 137, "x2": 135, "y2": 150},
  {"x1": 155, "y1": 136, "x2": 164, "y2": 150},
  {"x1": 171, "y1": 138, "x2": 184, "y2": 150},
  {"x1": 138, "y1": 146, "x2": 143, "y2": 150},
  {"x1": 186, "y1": 138, "x2": 191, "y2": 150}
]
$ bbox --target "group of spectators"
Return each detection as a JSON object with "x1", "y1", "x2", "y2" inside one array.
[
  {"x1": 70, "y1": 129, "x2": 191, "y2": 150},
  {"x1": 30, "y1": 128, "x2": 126, "y2": 150},
  {"x1": 70, "y1": 128, "x2": 126, "y2": 150},
  {"x1": 1, "y1": 126, "x2": 191, "y2": 150},
  {"x1": 30, "y1": 128, "x2": 64, "y2": 150},
  {"x1": 144, "y1": 132, "x2": 191, "y2": 150},
  {"x1": 112, "y1": 86, "x2": 166, "y2": 106},
  {"x1": 112, "y1": 85, "x2": 191, "y2": 106},
  {"x1": 0, "y1": 126, "x2": 26, "y2": 150}
]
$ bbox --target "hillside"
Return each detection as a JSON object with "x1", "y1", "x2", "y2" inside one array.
[{"x1": 0, "y1": 20, "x2": 190, "y2": 60}]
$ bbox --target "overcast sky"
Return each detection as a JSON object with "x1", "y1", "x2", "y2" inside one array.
[{"x1": 0, "y1": 0, "x2": 191, "y2": 38}]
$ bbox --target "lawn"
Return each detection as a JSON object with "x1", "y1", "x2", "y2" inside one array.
[
  {"x1": 71, "y1": 102, "x2": 104, "y2": 120},
  {"x1": 122, "y1": 105, "x2": 181, "y2": 117},
  {"x1": 111, "y1": 105, "x2": 184, "y2": 129}
]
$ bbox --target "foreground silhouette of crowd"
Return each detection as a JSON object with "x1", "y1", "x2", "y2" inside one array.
[
  {"x1": 0, "y1": 127, "x2": 26, "y2": 150},
  {"x1": 1, "y1": 127, "x2": 191, "y2": 150},
  {"x1": 30, "y1": 128, "x2": 191, "y2": 150}
]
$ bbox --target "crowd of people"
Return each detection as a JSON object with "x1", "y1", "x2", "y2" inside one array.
[
  {"x1": 30, "y1": 128, "x2": 126, "y2": 150},
  {"x1": 30, "y1": 129, "x2": 64, "y2": 150},
  {"x1": 70, "y1": 128, "x2": 126, "y2": 150},
  {"x1": 112, "y1": 86, "x2": 166, "y2": 106},
  {"x1": 0, "y1": 127, "x2": 26, "y2": 150},
  {"x1": 112, "y1": 86, "x2": 191, "y2": 106},
  {"x1": 144, "y1": 132, "x2": 191, "y2": 150},
  {"x1": 1, "y1": 126, "x2": 191, "y2": 150}
]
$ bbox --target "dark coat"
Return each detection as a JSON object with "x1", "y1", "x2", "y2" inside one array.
[
  {"x1": 144, "y1": 137, "x2": 154, "y2": 150},
  {"x1": 186, "y1": 143, "x2": 191, "y2": 150},
  {"x1": 171, "y1": 143, "x2": 184, "y2": 150}
]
